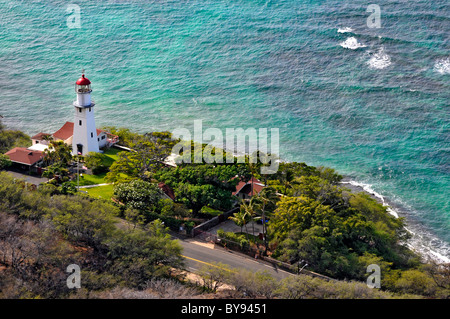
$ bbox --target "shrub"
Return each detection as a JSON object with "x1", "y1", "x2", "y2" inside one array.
[
  {"x1": 84, "y1": 152, "x2": 108, "y2": 174},
  {"x1": 217, "y1": 229, "x2": 249, "y2": 250}
]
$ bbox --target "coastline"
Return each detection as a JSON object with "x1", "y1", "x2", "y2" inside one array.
[{"x1": 340, "y1": 177, "x2": 450, "y2": 264}]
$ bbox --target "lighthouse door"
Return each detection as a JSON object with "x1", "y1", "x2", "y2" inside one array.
[{"x1": 76, "y1": 144, "x2": 83, "y2": 155}]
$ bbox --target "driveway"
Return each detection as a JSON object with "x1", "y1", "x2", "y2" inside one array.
[{"x1": 4, "y1": 170, "x2": 47, "y2": 185}]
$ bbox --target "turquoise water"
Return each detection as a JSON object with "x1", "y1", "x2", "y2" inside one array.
[{"x1": 1, "y1": 1, "x2": 449, "y2": 260}]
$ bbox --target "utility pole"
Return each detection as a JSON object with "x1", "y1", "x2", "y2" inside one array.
[{"x1": 77, "y1": 152, "x2": 80, "y2": 191}]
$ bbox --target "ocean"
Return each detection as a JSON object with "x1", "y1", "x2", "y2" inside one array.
[{"x1": 0, "y1": 0, "x2": 449, "y2": 261}]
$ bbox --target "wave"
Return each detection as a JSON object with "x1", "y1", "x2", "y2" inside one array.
[
  {"x1": 434, "y1": 57, "x2": 450, "y2": 74},
  {"x1": 339, "y1": 37, "x2": 367, "y2": 50},
  {"x1": 337, "y1": 27, "x2": 353, "y2": 34},
  {"x1": 366, "y1": 47, "x2": 391, "y2": 69},
  {"x1": 341, "y1": 179, "x2": 450, "y2": 264},
  {"x1": 341, "y1": 180, "x2": 398, "y2": 218}
]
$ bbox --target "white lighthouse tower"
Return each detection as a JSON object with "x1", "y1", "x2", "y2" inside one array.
[{"x1": 72, "y1": 73, "x2": 100, "y2": 156}]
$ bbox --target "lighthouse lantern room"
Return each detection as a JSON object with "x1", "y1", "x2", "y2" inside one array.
[{"x1": 72, "y1": 73, "x2": 99, "y2": 156}]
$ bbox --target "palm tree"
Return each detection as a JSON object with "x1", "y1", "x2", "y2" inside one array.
[
  {"x1": 279, "y1": 168, "x2": 295, "y2": 195},
  {"x1": 254, "y1": 187, "x2": 279, "y2": 249},
  {"x1": 241, "y1": 197, "x2": 261, "y2": 237},
  {"x1": 42, "y1": 164, "x2": 70, "y2": 183},
  {"x1": 43, "y1": 140, "x2": 73, "y2": 167},
  {"x1": 42, "y1": 165, "x2": 57, "y2": 181},
  {"x1": 228, "y1": 207, "x2": 250, "y2": 236},
  {"x1": 42, "y1": 134, "x2": 54, "y2": 144}
]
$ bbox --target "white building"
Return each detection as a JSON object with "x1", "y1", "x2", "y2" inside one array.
[
  {"x1": 72, "y1": 73, "x2": 100, "y2": 156},
  {"x1": 30, "y1": 73, "x2": 119, "y2": 154}
]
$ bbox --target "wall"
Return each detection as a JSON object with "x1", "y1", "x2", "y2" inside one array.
[{"x1": 192, "y1": 207, "x2": 239, "y2": 236}]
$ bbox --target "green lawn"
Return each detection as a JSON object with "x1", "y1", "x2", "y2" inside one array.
[
  {"x1": 76, "y1": 147, "x2": 123, "y2": 186},
  {"x1": 200, "y1": 206, "x2": 223, "y2": 217},
  {"x1": 102, "y1": 147, "x2": 121, "y2": 167},
  {"x1": 74, "y1": 147, "x2": 128, "y2": 196},
  {"x1": 84, "y1": 184, "x2": 115, "y2": 199},
  {"x1": 77, "y1": 172, "x2": 107, "y2": 186}
]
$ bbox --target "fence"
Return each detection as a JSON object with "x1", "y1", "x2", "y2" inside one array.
[
  {"x1": 194, "y1": 229, "x2": 335, "y2": 281},
  {"x1": 191, "y1": 207, "x2": 239, "y2": 236}
]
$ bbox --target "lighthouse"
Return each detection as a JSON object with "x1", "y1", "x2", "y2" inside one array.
[{"x1": 72, "y1": 73, "x2": 100, "y2": 156}]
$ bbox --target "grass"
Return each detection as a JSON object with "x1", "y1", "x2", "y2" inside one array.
[
  {"x1": 84, "y1": 184, "x2": 115, "y2": 199},
  {"x1": 200, "y1": 206, "x2": 223, "y2": 217},
  {"x1": 78, "y1": 172, "x2": 107, "y2": 186},
  {"x1": 102, "y1": 147, "x2": 121, "y2": 167},
  {"x1": 76, "y1": 147, "x2": 123, "y2": 186}
]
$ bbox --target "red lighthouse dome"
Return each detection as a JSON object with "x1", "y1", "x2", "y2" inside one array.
[{"x1": 76, "y1": 74, "x2": 91, "y2": 85}]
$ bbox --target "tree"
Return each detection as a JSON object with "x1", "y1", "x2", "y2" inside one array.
[
  {"x1": 59, "y1": 181, "x2": 77, "y2": 195},
  {"x1": 293, "y1": 175, "x2": 346, "y2": 210},
  {"x1": 229, "y1": 207, "x2": 251, "y2": 234},
  {"x1": 50, "y1": 195, "x2": 118, "y2": 250},
  {"x1": 197, "y1": 262, "x2": 231, "y2": 292},
  {"x1": 106, "y1": 132, "x2": 177, "y2": 182},
  {"x1": 252, "y1": 187, "x2": 279, "y2": 248},
  {"x1": 0, "y1": 154, "x2": 12, "y2": 169},
  {"x1": 106, "y1": 220, "x2": 183, "y2": 288},
  {"x1": 241, "y1": 197, "x2": 260, "y2": 236},
  {"x1": 84, "y1": 152, "x2": 108, "y2": 174},
  {"x1": 43, "y1": 140, "x2": 72, "y2": 167},
  {"x1": 394, "y1": 269, "x2": 437, "y2": 296},
  {"x1": 0, "y1": 119, "x2": 31, "y2": 153},
  {"x1": 175, "y1": 183, "x2": 233, "y2": 215},
  {"x1": 268, "y1": 196, "x2": 336, "y2": 242},
  {"x1": 42, "y1": 164, "x2": 70, "y2": 184},
  {"x1": 113, "y1": 179, "x2": 164, "y2": 212}
]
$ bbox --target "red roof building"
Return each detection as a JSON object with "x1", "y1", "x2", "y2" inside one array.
[
  {"x1": 52, "y1": 121, "x2": 75, "y2": 141},
  {"x1": 4, "y1": 147, "x2": 44, "y2": 166},
  {"x1": 232, "y1": 176, "x2": 265, "y2": 199},
  {"x1": 31, "y1": 132, "x2": 52, "y2": 140},
  {"x1": 47, "y1": 121, "x2": 118, "y2": 149},
  {"x1": 158, "y1": 182, "x2": 175, "y2": 201}
]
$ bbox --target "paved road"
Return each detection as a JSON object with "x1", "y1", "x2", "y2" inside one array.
[
  {"x1": 176, "y1": 237, "x2": 294, "y2": 280},
  {"x1": 4, "y1": 170, "x2": 47, "y2": 185}
]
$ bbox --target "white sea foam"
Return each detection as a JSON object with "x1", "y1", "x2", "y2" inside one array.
[
  {"x1": 434, "y1": 57, "x2": 450, "y2": 74},
  {"x1": 337, "y1": 27, "x2": 353, "y2": 34},
  {"x1": 339, "y1": 37, "x2": 366, "y2": 50},
  {"x1": 341, "y1": 180, "x2": 398, "y2": 217},
  {"x1": 366, "y1": 47, "x2": 391, "y2": 69},
  {"x1": 341, "y1": 179, "x2": 450, "y2": 264}
]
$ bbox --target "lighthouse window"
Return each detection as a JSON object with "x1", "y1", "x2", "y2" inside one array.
[
  {"x1": 79, "y1": 108, "x2": 82, "y2": 113},
  {"x1": 89, "y1": 107, "x2": 91, "y2": 112},
  {"x1": 91, "y1": 132, "x2": 94, "y2": 138},
  {"x1": 79, "y1": 120, "x2": 82, "y2": 126}
]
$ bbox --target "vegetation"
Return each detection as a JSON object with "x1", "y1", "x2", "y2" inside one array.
[
  {"x1": 197, "y1": 262, "x2": 421, "y2": 299},
  {"x1": 154, "y1": 164, "x2": 250, "y2": 214},
  {"x1": 1, "y1": 123, "x2": 449, "y2": 299},
  {"x1": 0, "y1": 120, "x2": 31, "y2": 153},
  {"x1": 0, "y1": 172, "x2": 184, "y2": 298},
  {"x1": 105, "y1": 131, "x2": 177, "y2": 182},
  {"x1": 84, "y1": 184, "x2": 115, "y2": 199},
  {"x1": 0, "y1": 154, "x2": 12, "y2": 169},
  {"x1": 84, "y1": 152, "x2": 109, "y2": 174},
  {"x1": 43, "y1": 140, "x2": 73, "y2": 167}
]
